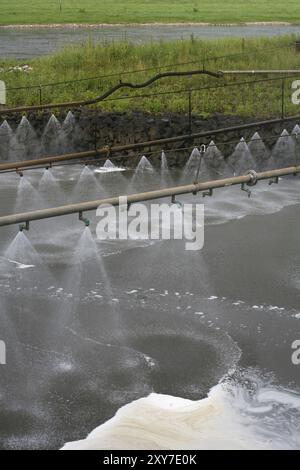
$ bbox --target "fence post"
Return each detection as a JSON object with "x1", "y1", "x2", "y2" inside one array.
[
  {"x1": 39, "y1": 85, "x2": 42, "y2": 105},
  {"x1": 281, "y1": 78, "x2": 285, "y2": 119},
  {"x1": 188, "y1": 90, "x2": 192, "y2": 135}
]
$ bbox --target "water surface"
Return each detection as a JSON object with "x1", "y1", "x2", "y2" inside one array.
[
  {"x1": 0, "y1": 165, "x2": 299, "y2": 449},
  {"x1": 0, "y1": 24, "x2": 300, "y2": 59}
]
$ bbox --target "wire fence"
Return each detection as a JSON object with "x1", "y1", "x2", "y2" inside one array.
[
  {"x1": 2, "y1": 40, "x2": 298, "y2": 118},
  {"x1": 2, "y1": 74, "x2": 300, "y2": 121},
  {"x1": 82, "y1": 73, "x2": 300, "y2": 124},
  {"x1": 4, "y1": 41, "x2": 292, "y2": 93}
]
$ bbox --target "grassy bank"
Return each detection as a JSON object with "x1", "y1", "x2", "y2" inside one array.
[
  {"x1": 1, "y1": 1, "x2": 300, "y2": 25},
  {"x1": 1, "y1": 35, "x2": 300, "y2": 117}
]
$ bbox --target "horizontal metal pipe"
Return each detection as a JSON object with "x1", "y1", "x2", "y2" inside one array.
[
  {"x1": 222, "y1": 70, "x2": 300, "y2": 74},
  {"x1": 0, "y1": 165, "x2": 298, "y2": 228},
  {"x1": 0, "y1": 149, "x2": 99, "y2": 172},
  {"x1": 0, "y1": 114, "x2": 300, "y2": 173}
]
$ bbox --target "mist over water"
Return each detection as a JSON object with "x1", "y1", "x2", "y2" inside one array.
[
  {"x1": 0, "y1": 113, "x2": 79, "y2": 163},
  {"x1": 15, "y1": 175, "x2": 46, "y2": 212},
  {"x1": 128, "y1": 155, "x2": 155, "y2": 193},
  {"x1": 228, "y1": 138, "x2": 256, "y2": 175},
  {"x1": 202, "y1": 141, "x2": 229, "y2": 178},
  {"x1": 71, "y1": 165, "x2": 103, "y2": 202},
  {"x1": 247, "y1": 132, "x2": 270, "y2": 171},
  {"x1": 15, "y1": 117, "x2": 40, "y2": 160},
  {"x1": 271, "y1": 129, "x2": 296, "y2": 168},
  {"x1": 0, "y1": 128, "x2": 299, "y2": 449}
]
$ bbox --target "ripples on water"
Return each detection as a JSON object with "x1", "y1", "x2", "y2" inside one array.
[
  {"x1": 1, "y1": 25, "x2": 300, "y2": 59},
  {"x1": 0, "y1": 165, "x2": 299, "y2": 449}
]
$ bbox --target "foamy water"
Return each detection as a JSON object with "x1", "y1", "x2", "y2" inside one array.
[
  {"x1": 0, "y1": 158, "x2": 300, "y2": 449},
  {"x1": 62, "y1": 372, "x2": 300, "y2": 450}
]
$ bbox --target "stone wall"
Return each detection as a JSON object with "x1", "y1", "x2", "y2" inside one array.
[{"x1": 1, "y1": 109, "x2": 299, "y2": 167}]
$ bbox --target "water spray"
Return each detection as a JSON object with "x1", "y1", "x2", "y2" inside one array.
[
  {"x1": 0, "y1": 164, "x2": 298, "y2": 231},
  {"x1": 1, "y1": 115, "x2": 300, "y2": 174}
]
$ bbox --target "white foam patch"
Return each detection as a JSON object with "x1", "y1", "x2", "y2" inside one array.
[
  {"x1": 61, "y1": 382, "x2": 300, "y2": 450},
  {"x1": 7, "y1": 258, "x2": 35, "y2": 269}
]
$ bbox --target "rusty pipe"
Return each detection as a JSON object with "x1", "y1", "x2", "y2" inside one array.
[{"x1": 1, "y1": 114, "x2": 300, "y2": 173}]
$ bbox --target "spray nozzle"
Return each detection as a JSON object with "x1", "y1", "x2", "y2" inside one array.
[
  {"x1": 193, "y1": 144, "x2": 206, "y2": 185},
  {"x1": 241, "y1": 183, "x2": 252, "y2": 198},
  {"x1": 79, "y1": 211, "x2": 90, "y2": 227},
  {"x1": 200, "y1": 144, "x2": 206, "y2": 154},
  {"x1": 19, "y1": 221, "x2": 29, "y2": 232},
  {"x1": 202, "y1": 188, "x2": 213, "y2": 197},
  {"x1": 171, "y1": 195, "x2": 183, "y2": 208},
  {"x1": 268, "y1": 176, "x2": 279, "y2": 186}
]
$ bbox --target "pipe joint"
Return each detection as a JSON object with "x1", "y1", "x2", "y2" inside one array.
[{"x1": 247, "y1": 170, "x2": 258, "y2": 186}]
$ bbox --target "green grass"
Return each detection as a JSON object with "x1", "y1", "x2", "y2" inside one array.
[
  {"x1": 2, "y1": 35, "x2": 300, "y2": 118},
  {"x1": 0, "y1": 0, "x2": 300, "y2": 25}
]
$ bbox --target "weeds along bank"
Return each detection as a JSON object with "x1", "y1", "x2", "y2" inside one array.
[{"x1": 1, "y1": 35, "x2": 300, "y2": 117}]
